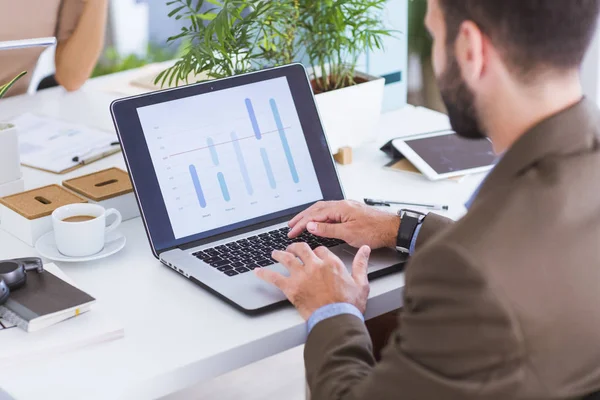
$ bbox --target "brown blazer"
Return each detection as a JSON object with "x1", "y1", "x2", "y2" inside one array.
[{"x1": 305, "y1": 99, "x2": 600, "y2": 400}]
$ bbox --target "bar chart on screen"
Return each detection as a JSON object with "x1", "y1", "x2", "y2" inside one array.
[{"x1": 137, "y1": 77, "x2": 323, "y2": 239}]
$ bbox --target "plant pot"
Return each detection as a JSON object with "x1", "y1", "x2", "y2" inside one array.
[
  {"x1": 312, "y1": 70, "x2": 385, "y2": 154},
  {"x1": 0, "y1": 123, "x2": 24, "y2": 197}
]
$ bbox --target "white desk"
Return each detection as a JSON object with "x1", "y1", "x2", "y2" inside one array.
[{"x1": 0, "y1": 75, "x2": 482, "y2": 399}]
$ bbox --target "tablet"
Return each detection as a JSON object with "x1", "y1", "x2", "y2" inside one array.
[{"x1": 392, "y1": 130, "x2": 496, "y2": 181}]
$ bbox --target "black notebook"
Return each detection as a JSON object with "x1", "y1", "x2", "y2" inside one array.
[{"x1": 0, "y1": 268, "x2": 96, "y2": 332}]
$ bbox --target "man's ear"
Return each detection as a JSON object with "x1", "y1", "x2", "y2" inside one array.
[{"x1": 455, "y1": 20, "x2": 486, "y2": 85}]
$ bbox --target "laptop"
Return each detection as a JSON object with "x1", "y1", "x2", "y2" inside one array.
[{"x1": 110, "y1": 63, "x2": 405, "y2": 314}]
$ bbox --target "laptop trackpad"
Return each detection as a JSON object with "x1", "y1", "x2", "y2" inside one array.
[
  {"x1": 334, "y1": 246, "x2": 366, "y2": 269},
  {"x1": 336, "y1": 245, "x2": 404, "y2": 270},
  {"x1": 266, "y1": 263, "x2": 292, "y2": 277},
  {"x1": 266, "y1": 245, "x2": 381, "y2": 275}
]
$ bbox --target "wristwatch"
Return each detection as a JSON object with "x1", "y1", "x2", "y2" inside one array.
[{"x1": 395, "y1": 209, "x2": 427, "y2": 254}]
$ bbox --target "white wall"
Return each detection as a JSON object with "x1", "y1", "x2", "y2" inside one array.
[
  {"x1": 582, "y1": 23, "x2": 600, "y2": 105},
  {"x1": 109, "y1": 0, "x2": 149, "y2": 56},
  {"x1": 365, "y1": 0, "x2": 408, "y2": 111}
]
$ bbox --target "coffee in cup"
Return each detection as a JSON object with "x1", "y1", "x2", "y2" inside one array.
[
  {"x1": 52, "y1": 204, "x2": 122, "y2": 257},
  {"x1": 62, "y1": 215, "x2": 96, "y2": 223}
]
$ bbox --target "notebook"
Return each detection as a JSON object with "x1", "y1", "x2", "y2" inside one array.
[
  {"x1": 0, "y1": 265, "x2": 124, "y2": 369},
  {"x1": 0, "y1": 263, "x2": 96, "y2": 332},
  {"x1": 9, "y1": 113, "x2": 120, "y2": 174}
]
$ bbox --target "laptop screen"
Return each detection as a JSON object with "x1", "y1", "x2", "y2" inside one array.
[
  {"x1": 136, "y1": 76, "x2": 324, "y2": 240},
  {"x1": 111, "y1": 64, "x2": 343, "y2": 255}
]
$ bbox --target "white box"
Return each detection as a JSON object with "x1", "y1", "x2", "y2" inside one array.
[
  {"x1": 312, "y1": 69, "x2": 385, "y2": 154},
  {"x1": 0, "y1": 206, "x2": 53, "y2": 247},
  {"x1": 0, "y1": 123, "x2": 22, "y2": 186},
  {"x1": 0, "y1": 185, "x2": 87, "y2": 246},
  {"x1": 89, "y1": 192, "x2": 139, "y2": 221},
  {"x1": 0, "y1": 176, "x2": 24, "y2": 198},
  {"x1": 62, "y1": 167, "x2": 140, "y2": 221}
]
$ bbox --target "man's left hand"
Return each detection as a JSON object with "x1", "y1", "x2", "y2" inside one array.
[{"x1": 255, "y1": 243, "x2": 371, "y2": 320}]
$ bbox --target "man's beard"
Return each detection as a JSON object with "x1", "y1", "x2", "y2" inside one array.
[{"x1": 437, "y1": 53, "x2": 487, "y2": 140}]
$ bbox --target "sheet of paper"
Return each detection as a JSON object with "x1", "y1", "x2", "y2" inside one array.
[{"x1": 10, "y1": 113, "x2": 118, "y2": 173}]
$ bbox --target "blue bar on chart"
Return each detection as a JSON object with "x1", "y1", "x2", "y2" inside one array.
[
  {"x1": 245, "y1": 98, "x2": 262, "y2": 140},
  {"x1": 207, "y1": 137, "x2": 219, "y2": 166},
  {"x1": 260, "y1": 148, "x2": 276, "y2": 189},
  {"x1": 231, "y1": 131, "x2": 254, "y2": 195},
  {"x1": 270, "y1": 98, "x2": 299, "y2": 183},
  {"x1": 189, "y1": 164, "x2": 207, "y2": 208},
  {"x1": 217, "y1": 172, "x2": 230, "y2": 202}
]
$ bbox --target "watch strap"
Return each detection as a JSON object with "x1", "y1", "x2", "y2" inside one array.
[{"x1": 396, "y1": 210, "x2": 426, "y2": 254}]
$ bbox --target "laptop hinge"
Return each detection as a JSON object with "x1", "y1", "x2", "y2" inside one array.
[{"x1": 177, "y1": 214, "x2": 291, "y2": 251}]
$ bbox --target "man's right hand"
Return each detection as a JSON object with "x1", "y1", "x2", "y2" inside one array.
[{"x1": 288, "y1": 200, "x2": 401, "y2": 249}]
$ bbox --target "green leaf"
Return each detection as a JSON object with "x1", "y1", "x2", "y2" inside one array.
[
  {"x1": 205, "y1": 0, "x2": 222, "y2": 6},
  {"x1": 168, "y1": 5, "x2": 185, "y2": 17},
  {"x1": 154, "y1": 69, "x2": 167, "y2": 87},
  {"x1": 196, "y1": 12, "x2": 217, "y2": 21},
  {"x1": 0, "y1": 71, "x2": 27, "y2": 99}
]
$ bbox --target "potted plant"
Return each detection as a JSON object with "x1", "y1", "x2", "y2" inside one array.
[
  {"x1": 296, "y1": 0, "x2": 391, "y2": 154},
  {"x1": 0, "y1": 71, "x2": 26, "y2": 197},
  {"x1": 156, "y1": 0, "x2": 301, "y2": 85},
  {"x1": 157, "y1": 0, "x2": 393, "y2": 155}
]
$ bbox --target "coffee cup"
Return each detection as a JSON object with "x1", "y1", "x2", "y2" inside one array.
[{"x1": 52, "y1": 203, "x2": 122, "y2": 257}]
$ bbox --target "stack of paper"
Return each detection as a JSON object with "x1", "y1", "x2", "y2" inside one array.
[{"x1": 10, "y1": 114, "x2": 119, "y2": 174}]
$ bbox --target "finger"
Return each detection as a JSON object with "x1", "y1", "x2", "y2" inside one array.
[
  {"x1": 288, "y1": 212, "x2": 334, "y2": 238},
  {"x1": 255, "y1": 267, "x2": 289, "y2": 291},
  {"x1": 313, "y1": 246, "x2": 334, "y2": 260},
  {"x1": 288, "y1": 209, "x2": 312, "y2": 228},
  {"x1": 352, "y1": 245, "x2": 371, "y2": 286},
  {"x1": 306, "y1": 221, "x2": 346, "y2": 240},
  {"x1": 288, "y1": 202, "x2": 326, "y2": 228},
  {"x1": 288, "y1": 202, "x2": 342, "y2": 237},
  {"x1": 313, "y1": 246, "x2": 346, "y2": 273},
  {"x1": 286, "y1": 242, "x2": 320, "y2": 265},
  {"x1": 271, "y1": 250, "x2": 303, "y2": 272}
]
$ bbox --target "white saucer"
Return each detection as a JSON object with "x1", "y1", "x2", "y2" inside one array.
[{"x1": 35, "y1": 230, "x2": 126, "y2": 263}]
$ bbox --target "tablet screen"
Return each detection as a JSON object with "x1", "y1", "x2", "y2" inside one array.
[{"x1": 404, "y1": 133, "x2": 496, "y2": 174}]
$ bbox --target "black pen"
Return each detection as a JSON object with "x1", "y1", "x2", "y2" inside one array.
[
  {"x1": 72, "y1": 141, "x2": 120, "y2": 163},
  {"x1": 364, "y1": 198, "x2": 449, "y2": 211}
]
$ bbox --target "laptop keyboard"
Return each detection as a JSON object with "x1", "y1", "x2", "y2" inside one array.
[{"x1": 192, "y1": 227, "x2": 344, "y2": 277}]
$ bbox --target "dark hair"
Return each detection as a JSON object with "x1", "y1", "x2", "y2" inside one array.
[{"x1": 438, "y1": 0, "x2": 600, "y2": 76}]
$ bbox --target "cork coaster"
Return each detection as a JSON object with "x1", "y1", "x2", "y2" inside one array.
[
  {"x1": 0, "y1": 184, "x2": 88, "y2": 220},
  {"x1": 62, "y1": 167, "x2": 133, "y2": 202}
]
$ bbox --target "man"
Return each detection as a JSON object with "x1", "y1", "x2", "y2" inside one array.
[
  {"x1": 0, "y1": 0, "x2": 108, "y2": 96},
  {"x1": 256, "y1": 0, "x2": 600, "y2": 398}
]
